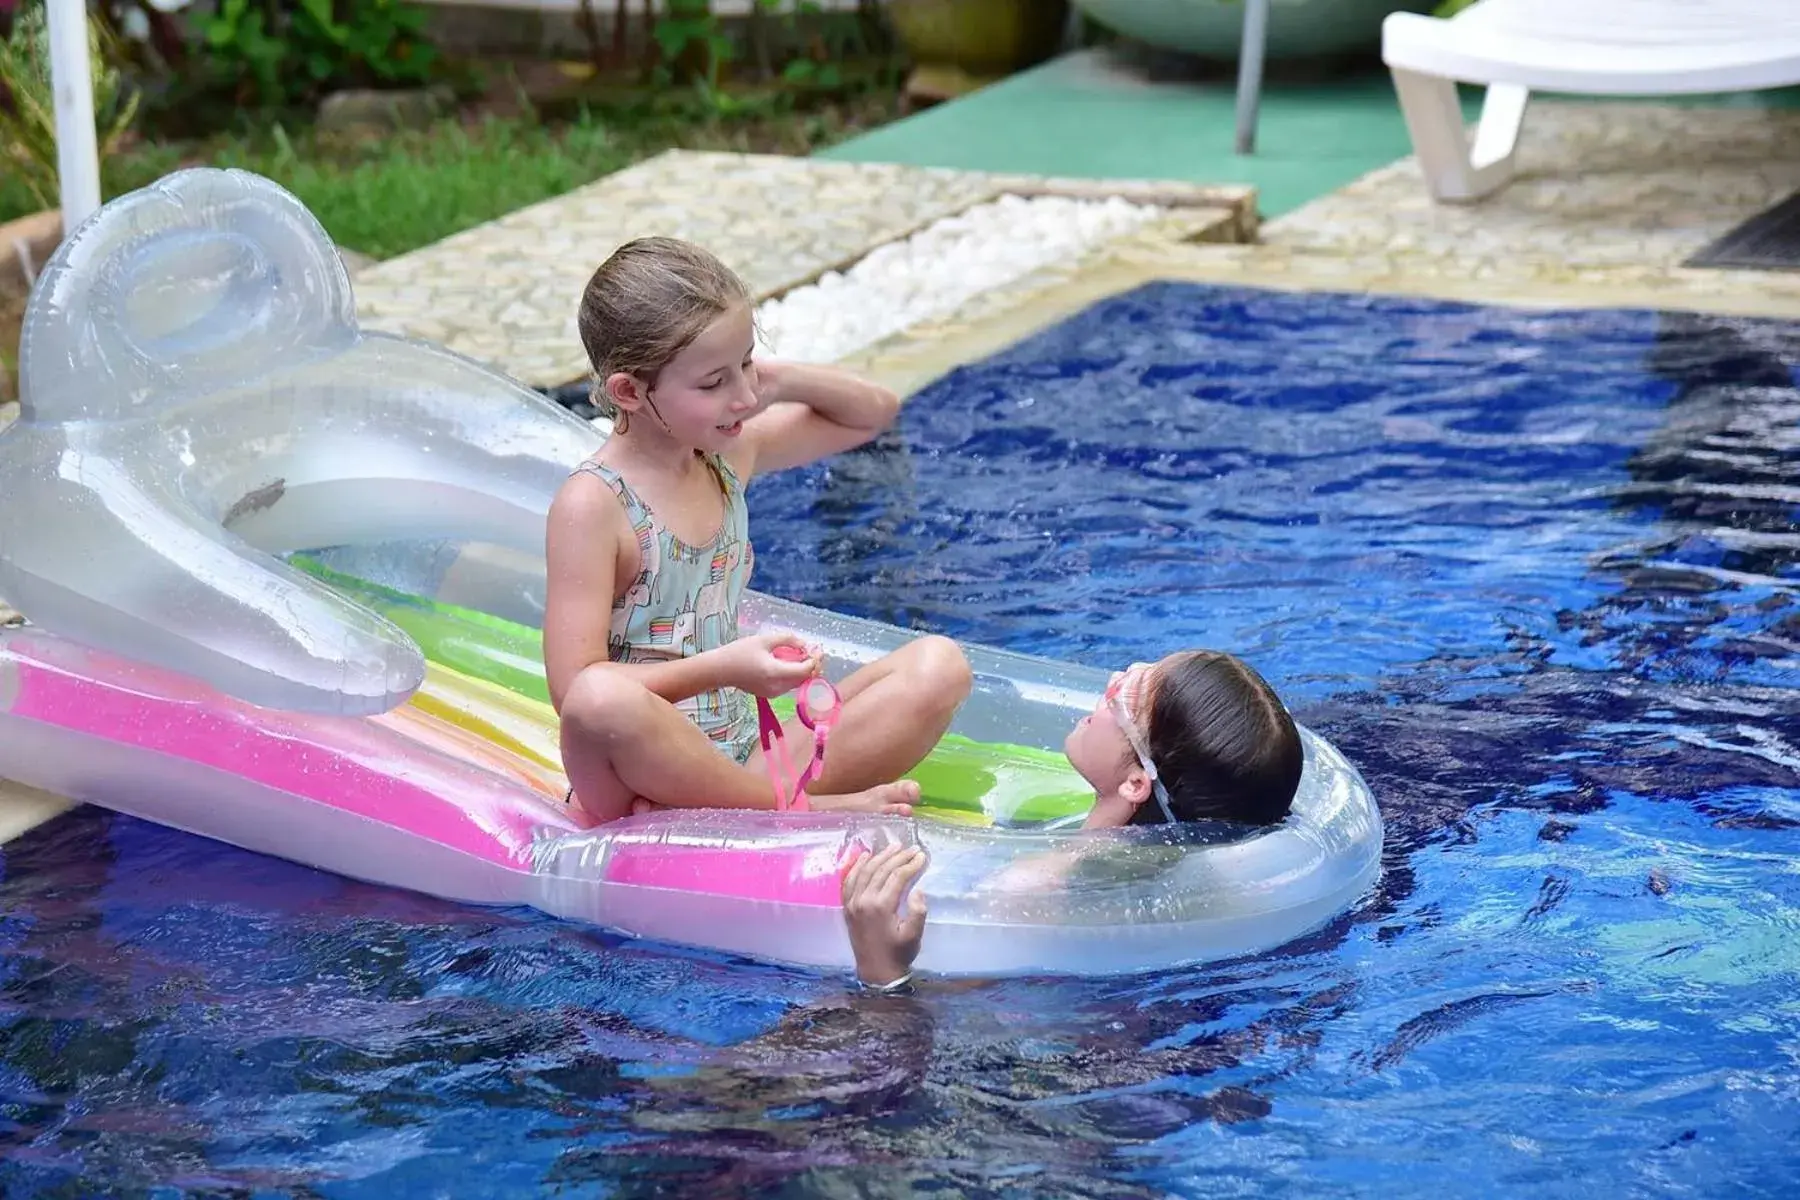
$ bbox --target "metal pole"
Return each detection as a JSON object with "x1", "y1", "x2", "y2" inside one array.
[
  {"x1": 1234, "y1": 0, "x2": 1271, "y2": 155},
  {"x1": 46, "y1": 0, "x2": 102, "y2": 234}
]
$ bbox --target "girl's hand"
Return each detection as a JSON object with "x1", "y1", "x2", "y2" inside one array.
[
  {"x1": 747, "y1": 358, "x2": 778, "y2": 410},
  {"x1": 724, "y1": 631, "x2": 820, "y2": 698},
  {"x1": 982, "y1": 849, "x2": 1077, "y2": 895},
  {"x1": 743, "y1": 360, "x2": 789, "y2": 425},
  {"x1": 842, "y1": 843, "x2": 929, "y2": 987}
]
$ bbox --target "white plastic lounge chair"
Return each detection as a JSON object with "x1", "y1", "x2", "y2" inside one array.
[{"x1": 1382, "y1": 0, "x2": 1800, "y2": 203}]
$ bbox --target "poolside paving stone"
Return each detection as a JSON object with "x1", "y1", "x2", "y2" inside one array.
[
  {"x1": 351, "y1": 150, "x2": 1253, "y2": 388},
  {"x1": 837, "y1": 101, "x2": 1800, "y2": 391}
]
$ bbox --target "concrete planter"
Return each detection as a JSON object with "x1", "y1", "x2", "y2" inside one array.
[
  {"x1": 888, "y1": 0, "x2": 1070, "y2": 100},
  {"x1": 1, "y1": 209, "x2": 61, "y2": 289},
  {"x1": 1074, "y1": 0, "x2": 1435, "y2": 61},
  {"x1": 0, "y1": 210, "x2": 57, "y2": 409}
]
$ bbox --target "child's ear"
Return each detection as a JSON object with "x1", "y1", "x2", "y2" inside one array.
[
  {"x1": 603, "y1": 371, "x2": 648, "y2": 413},
  {"x1": 1120, "y1": 769, "x2": 1152, "y2": 809}
]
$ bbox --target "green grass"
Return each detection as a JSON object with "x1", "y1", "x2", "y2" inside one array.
[
  {"x1": 169, "y1": 117, "x2": 635, "y2": 261},
  {"x1": 0, "y1": 86, "x2": 900, "y2": 402},
  {"x1": 0, "y1": 91, "x2": 900, "y2": 261}
]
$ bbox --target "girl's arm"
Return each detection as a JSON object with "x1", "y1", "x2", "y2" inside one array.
[
  {"x1": 545, "y1": 475, "x2": 761, "y2": 711},
  {"x1": 735, "y1": 360, "x2": 901, "y2": 478}
]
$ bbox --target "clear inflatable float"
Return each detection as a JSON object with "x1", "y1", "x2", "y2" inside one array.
[{"x1": 0, "y1": 169, "x2": 1383, "y2": 977}]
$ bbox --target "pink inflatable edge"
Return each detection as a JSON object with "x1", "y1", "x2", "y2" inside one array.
[
  {"x1": 604, "y1": 839, "x2": 865, "y2": 908},
  {"x1": 0, "y1": 630, "x2": 577, "y2": 868},
  {"x1": 0, "y1": 629, "x2": 866, "y2": 908}
]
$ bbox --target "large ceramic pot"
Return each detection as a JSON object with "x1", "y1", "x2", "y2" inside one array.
[
  {"x1": 887, "y1": 0, "x2": 1071, "y2": 80},
  {"x1": 1074, "y1": 0, "x2": 1436, "y2": 61}
]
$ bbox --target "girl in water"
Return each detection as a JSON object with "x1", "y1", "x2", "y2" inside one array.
[{"x1": 844, "y1": 649, "x2": 1303, "y2": 990}]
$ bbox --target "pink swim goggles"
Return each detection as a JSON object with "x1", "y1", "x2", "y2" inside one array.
[
  {"x1": 1106, "y1": 663, "x2": 1177, "y2": 825},
  {"x1": 756, "y1": 644, "x2": 843, "y2": 812}
]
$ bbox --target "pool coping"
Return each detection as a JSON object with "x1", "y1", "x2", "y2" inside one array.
[
  {"x1": 838, "y1": 100, "x2": 1800, "y2": 395},
  {"x1": 838, "y1": 240, "x2": 1800, "y2": 400},
  {"x1": 349, "y1": 149, "x2": 1258, "y2": 389},
  {"x1": 0, "y1": 782, "x2": 73, "y2": 844}
]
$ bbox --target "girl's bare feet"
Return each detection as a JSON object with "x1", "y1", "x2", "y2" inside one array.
[
  {"x1": 809, "y1": 780, "x2": 919, "y2": 816},
  {"x1": 626, "y1": 779, "x2": 918, "y2": 818}
]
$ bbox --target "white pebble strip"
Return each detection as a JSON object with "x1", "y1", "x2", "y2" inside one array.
[{"x1": 753, "y1": 193, "x2": 1165, "y2": 365}]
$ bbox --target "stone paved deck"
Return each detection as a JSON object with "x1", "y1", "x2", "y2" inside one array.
[
  {"x1": 351, "y1": 150, "x2": 1254, "y2": 388},
  {"x1": 838, "y1": 101, "x2": 1800, "y2": 393},
  {"x1": 356, "y1": 102, "x2": 1800, "y2": 398}
]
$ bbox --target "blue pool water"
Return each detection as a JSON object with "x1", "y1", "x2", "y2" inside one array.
[{"x1": 5, "y1": 283, "x2": 1800, "y2": 1196}]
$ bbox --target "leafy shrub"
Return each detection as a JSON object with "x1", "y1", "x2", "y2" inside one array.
[{"x1": 199, "y1": 0, "x2": 437, "y2": 107}]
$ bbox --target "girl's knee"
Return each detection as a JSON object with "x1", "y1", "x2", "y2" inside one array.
[
  {"x1": 561, "y1": 668, "x2": 652, "y2": 741},
  {"x1": 911, "y1": 634, "x2": 973, "y2": 703}
]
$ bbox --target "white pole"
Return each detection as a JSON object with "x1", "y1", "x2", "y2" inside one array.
[
  {"x1": 1233, "y1": 0, "x2": 1271, "y2": 155},
  {"x1": 45, "y1": 0, "x2": 102, "y2": 234}
]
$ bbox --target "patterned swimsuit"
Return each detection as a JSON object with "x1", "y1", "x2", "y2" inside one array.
[{"x1": 575, "y1": 453, "x2": 759, "y2": 763}]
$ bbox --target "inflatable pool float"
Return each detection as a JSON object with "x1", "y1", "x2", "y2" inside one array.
[{"x1": 0, "y1": 169, "x2": 1383, "y2": 976}]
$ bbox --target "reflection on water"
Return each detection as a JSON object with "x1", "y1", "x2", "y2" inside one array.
[
  {"x1": 6, "y1": 285, "x2": 1800, "y2": 1197},
  {"x1": 1628, "y1": 311, "x2": 1800, "y2": 575}
]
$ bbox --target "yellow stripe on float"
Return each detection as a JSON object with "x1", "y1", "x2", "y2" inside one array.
[{"x1": 408, "y1": 660, "x2": 566, "y2": 778}]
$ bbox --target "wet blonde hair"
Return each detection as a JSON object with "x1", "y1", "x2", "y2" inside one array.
[{"x1": 576, "y1": 237, "x2": 751, "y2": 432}]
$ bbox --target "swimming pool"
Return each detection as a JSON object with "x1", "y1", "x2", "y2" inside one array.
[{"x1": 3, "y1": 282, "x2": 1797, "y2": 1196}]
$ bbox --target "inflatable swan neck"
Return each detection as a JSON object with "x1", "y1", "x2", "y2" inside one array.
[
  {"x1": 0, "y1": 167, "x2": 601, "y2": 715},
  {"x1": 20, "y1": 168, "x2": 356, "y2": 424}
]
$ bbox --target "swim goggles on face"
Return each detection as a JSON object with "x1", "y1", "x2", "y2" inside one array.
[
  {"x1": 1105, "y1": 663, "x2": 1178, "y2": 825},
  {"x1": 757, "y1": 644, "x2": 842, "y2": 812}
]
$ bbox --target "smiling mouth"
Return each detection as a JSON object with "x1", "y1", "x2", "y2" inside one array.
[{"x1": 716, "y1": 420, "x2": 743, "y2": 435}]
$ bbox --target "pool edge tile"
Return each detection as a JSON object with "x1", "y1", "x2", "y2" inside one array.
[{"x1": 0, "y1": 782, "x2": 75, "y2": 844}]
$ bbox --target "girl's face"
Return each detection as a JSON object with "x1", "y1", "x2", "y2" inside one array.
[
  {"x1": 1066, "y1": 657, "x2": 1167, "y2": 828},
  {"x1": 611, "y1": 304, "x2": 760, "y2": 453}
]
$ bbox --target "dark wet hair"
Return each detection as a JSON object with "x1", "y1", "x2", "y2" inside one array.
[{"x1": 1131, "y1": 651, "x2": 1302, "y2": 828}]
